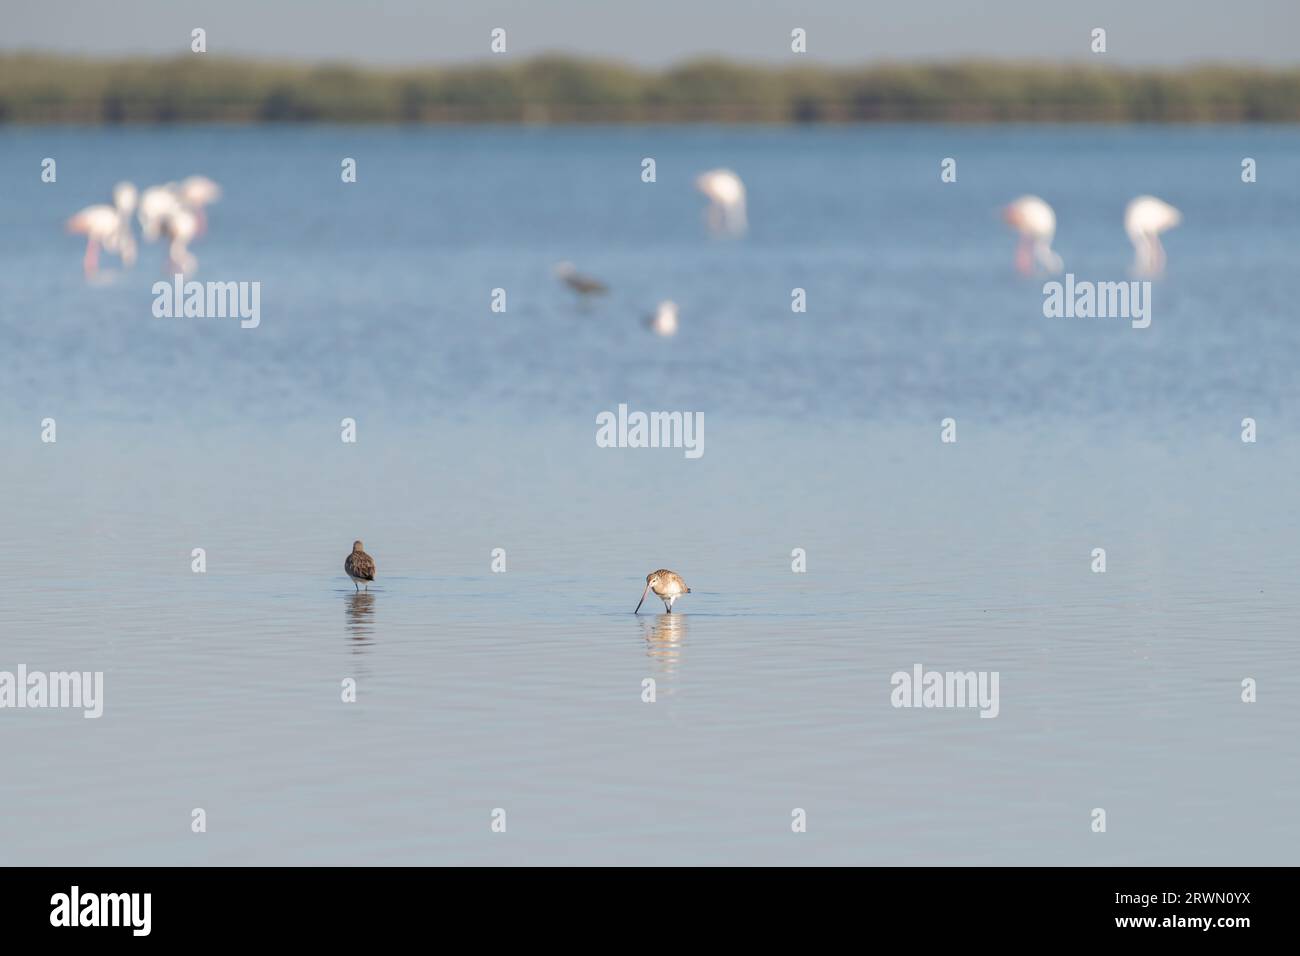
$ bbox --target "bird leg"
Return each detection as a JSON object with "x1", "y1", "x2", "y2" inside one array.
[{"x1": 1014, "y1": 236, "x2": 1033, "y2": 276}]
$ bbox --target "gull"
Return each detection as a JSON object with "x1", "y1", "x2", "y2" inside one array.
[{"x1": 647, "y1": 300, "x2": 679, "y2": 337}]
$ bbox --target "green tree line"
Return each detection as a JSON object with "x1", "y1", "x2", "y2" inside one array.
[{"x1": 2, "y1": 54, "x2": 1298, "y2": 123}]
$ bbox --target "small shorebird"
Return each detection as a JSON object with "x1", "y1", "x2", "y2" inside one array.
[
  {"x1": 647, "y1": 300, "x2": 679, "y2": 337},
  {"x1": 554, "y1": 261, "x2": 608, "y2": 299},
  {"x1": 695, "y1": 169, "x2": 747, "y2": 237},
  {"x1": 635, "y1": 569, "x2": 691, "y2": 614},
  {"x1": 344, "y1": 540, "x2": 376, "y2": 591},
  {"x1": 1125, "y1": 195, "x2": 1182, "y2": 277},
  {"x1": 1003, "y1": 195, "x2": 1063, "y2": 276}
]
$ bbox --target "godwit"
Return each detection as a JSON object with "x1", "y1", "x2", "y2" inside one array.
[
  {"x1": 66, "y1": 181, "x2": 138, "y2": 278},
  {"x1": 554, "y1": 261, "x2": 608, "y2": 299},
  {"x1": 635, "y1": 569, "x2": 691, "y2": 614},
  {"x1": 647, "y1": 300, "x2": 679, "y2": 337},
  {"x1": 345, "y1": 540, "x2": 376, "y2": 592},
  {"x1": 695, "y1": 169, "x2": 747, "y2": 237},
  {"x1": 1125, "y1": 195, "x2": 1182, "y2": 277},
  {"x1": 1003, "y1": 195, "x2": 1063, "y2": 276}
]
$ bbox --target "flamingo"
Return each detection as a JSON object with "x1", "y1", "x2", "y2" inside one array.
[
  {"x1": 178, "y1": 175, "x2": 221, "y2": 236},
  {"x1": 647, "y1": 300, "x2": 679, "y2": 337},
  {"x1": 139, "y1": 178, "x2": 217, "y2": 275},
  {"x1": 138, "y1": 183, "x2": 183, "y2": 241},
  {"x1": 1125, "y1": 196, "x2": 1182, "y2": 277},
  {"x1": 695, "y1": 169, "x2": 747, "y2": 237},
  {"x1": 160, "y1": 205, "x2": 201, "y2": 276},
  {"x1": 1003, "y1": 195, "x2": 1063, "y2": 276},
  {"x1": 66, "y1": 181, "x2": 138, "y2": 278}
]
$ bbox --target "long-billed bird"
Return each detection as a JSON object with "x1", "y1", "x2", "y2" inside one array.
[{"x1": 635, "y1": 569, "x2": 691, "y2": 614}]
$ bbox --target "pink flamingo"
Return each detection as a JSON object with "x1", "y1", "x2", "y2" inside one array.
[
  {"x1": 66, "y1": 182, "x2": 138, "y2": 279},
  {"x1": 695, "y1": 169, "x2": 747, "y2": 237},
  {"x1": 177, "y1": 175, "x2": 221, "y2": 236},
  {"x1": 1125, "y1": 196, "x2": 1182, "y2": 277},
  {"x1": 1003, "y1": 195, "x2": 1063, "y2": 276}
]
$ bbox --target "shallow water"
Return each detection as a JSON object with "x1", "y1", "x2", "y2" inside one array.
[{"x1": 1, "y1": 126, "x2": 1298, "y2": 864}]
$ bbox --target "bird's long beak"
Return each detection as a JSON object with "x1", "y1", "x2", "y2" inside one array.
[{"x1": 634, "y1": 583, "x2": 650, "y2": 614}]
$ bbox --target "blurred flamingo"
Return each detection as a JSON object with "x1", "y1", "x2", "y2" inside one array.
[
  {"x1": 1002, "y1": 195, "x2": 1063, "y2": 276},
  {"x1": 160, "y1": 205, "x2": 201, "y2": 276},
  {"x1": 66, "y1": 181, "x2": 138, "y2": 279},
  {"x1": 178, "y1": 175, "x2": 221, "y2": 236},
  {"x1": 1125, "y1": 196, "x2": 1182, "y2": 277},
  {"x1": 695, "y1": 169, "x2": 747, "y2": 237}
]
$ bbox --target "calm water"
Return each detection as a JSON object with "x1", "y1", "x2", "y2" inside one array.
[{"x1": 1, "y1": 126, "x2": 1298, "y2": 865}]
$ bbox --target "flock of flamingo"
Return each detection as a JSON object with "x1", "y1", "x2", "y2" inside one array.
[
  {"x1": 66, "y1": 166, "x2": 1178, "y2": 318},
  {"x1": 66, "y1": 175, "x2": 221, "y2": 279},
  {"x1": 1003, "y1": 193, "x2": 1182, "y2": 278}
]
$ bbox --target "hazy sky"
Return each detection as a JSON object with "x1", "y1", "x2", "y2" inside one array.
[{"x1": 5, "y1": 0, "x2": 1299, "y2": 66}]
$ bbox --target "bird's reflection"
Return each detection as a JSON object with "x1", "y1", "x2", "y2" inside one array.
[
  {"x1": 639, "y1": 612, "x2": 687, "y2": 678},
  {"x1": 346, "y1": 591, "x2": 376, "y2": 652}
]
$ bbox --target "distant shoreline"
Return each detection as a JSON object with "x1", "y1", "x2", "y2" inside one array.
[{"x1": 2, "y1": 54, "x2": 1298, "y2": 124}]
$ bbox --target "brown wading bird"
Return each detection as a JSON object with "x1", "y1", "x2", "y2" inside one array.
[
  {"x1": 554, "y1": 261, "x2": 608, "y2": 298},
  {"x1": 635, "y1": 569, "x2": 691, "y2": 614},
  {"x1": 345, "y1": 540, "x2": 376, "y2": 591}
]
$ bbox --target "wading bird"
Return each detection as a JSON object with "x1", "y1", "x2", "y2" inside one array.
[
  {"x1": 647, "y1": 300, "x2": 679, "y2": 337},
  {"x1": 138, "y1": 183, "x2": 183, "y2": 241},
  {"x1": 695, "y1": 169, "x2": 747, "y2": 237},
  {"x1": 554, "y1": 261, "x2": 608, "y2": 299},
  {"x1": 177, "y1": 175, "x2": 221, "y2": 236},
  {"x1": 635, "y1": 569, "x2": 691, "y2": 614},
  {"x1": 66, "y1": 181, "x2": 138, "y2": 278},
  {"x1": 1003, "y1": 195, "x2": 1063, "y2": 276},
  {"x1": 1125, "y1": 195, "x2": 1182, "y2": 277},
  {"x1": 159, "y1": 204, "x2": 201, "y2": 276},
  {"x1": 345, "y1": 540, "x2": 377, "y2": 592}
]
